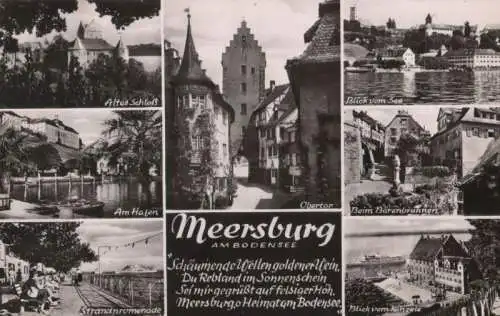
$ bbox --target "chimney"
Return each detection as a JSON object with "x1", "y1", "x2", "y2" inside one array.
[{"x1": 270, "y1": 80, "x2": 276, "y2": 91}]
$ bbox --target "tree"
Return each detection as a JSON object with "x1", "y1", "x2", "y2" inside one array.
[
  {"x1": 67, "y1": 55, "x2": 87, "y2": 106},
  {"x1": 0, "y1": 126, "x2": 47, "y2": 192},
  {"x1": 43, "y1": 35, "x2": 71, "y2": 71},
  {"x1": 0, "y1": 1, "x2": 159, "y2": 48},
  {"x1": 0, "y1": 222, "x2": 97, "y2": 273},
  {"x1": 466, "y1": 219, "x2": 500, "y2": 280},
  {"x1": 25, "y1": 144, "x2": 62, "y2": 171},
  {"x1": 127, "y1": 59, "x2": 148, "y2": 92},
  {"x1": 395, "y1": 133, "x2": 422, "y2": 167},
  {"x1": 102, "y1": 110, "x2": 162, "y2": 184}
]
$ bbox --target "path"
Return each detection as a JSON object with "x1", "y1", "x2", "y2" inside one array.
[
  {"x1": 493, "y1": 296, "x2": 500, "y2": 315},
  {"x1": 230, "y1": 179, "x2": 295, "y2": 209},
  {"x1": 0, "y1": 200, "x2": 48, "y2": 219}
]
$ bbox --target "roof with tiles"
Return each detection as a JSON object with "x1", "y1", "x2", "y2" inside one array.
[
  {"x1": 253, "y1": 84, "x2": 290, "y2": 113},
  {"x1": 409, "y1": 236, "x2": 443, "y2": 261},
  {"x1": 287, "y1": 0, "x2": 340, "y2": 65}
]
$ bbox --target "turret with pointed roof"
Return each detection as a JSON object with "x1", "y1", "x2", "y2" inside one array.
[
  {"x1": 116, "y1": 37, "x2": 129, "y2": 62},
  {"x1": 173, "y1": 13, "x2": 214, "y2": 87}
]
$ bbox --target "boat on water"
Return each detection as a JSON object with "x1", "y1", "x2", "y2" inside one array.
[
  {"x1": 32, "y1": 201, "x2": 60, "y2": 216},
  {"x1": 345, "y1": 66, "x2": 376, "y2": 73},
  {"x1": 57, "y1": 198, "x2": 105, "y2": 215},
  {"x1": 348, "y1": 254, "x2": 406, "y2": 267}
]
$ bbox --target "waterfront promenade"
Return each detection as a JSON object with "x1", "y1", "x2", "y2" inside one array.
[{"x1": 8, "y1": 280, "x2": 135, "y2": 315}]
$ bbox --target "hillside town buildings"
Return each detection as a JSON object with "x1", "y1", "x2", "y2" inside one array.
[
  {"x1": 222, "y1": 21, "x2": 266, "y2": 157},
  {"x1": 169, "y1": 13, "x2": 235, "y2": 200},
  {"x1": 375, "y1": 47, "x2": 416, "y2": 67},
  {"x1": 407, "y1": 234, "x2": 479, "y2": 294},
  {"x1": 444, "y1": 48, "x2": 500, "y2": 69}
]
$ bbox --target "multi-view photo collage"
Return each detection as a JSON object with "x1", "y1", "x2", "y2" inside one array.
[{"x1": 1, "y1": 0, "x2": 499, "y2": 315}]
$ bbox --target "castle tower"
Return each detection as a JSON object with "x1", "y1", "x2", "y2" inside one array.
[
  {"x1": 350, "y1": 7, "x2": 356, "y2": 21},
  {"x1": 222, "y1": 20, "x2": 266, "y2": 157},
  {"x1": 116, "y1": 36, "x2": 130, "y2": 63}
]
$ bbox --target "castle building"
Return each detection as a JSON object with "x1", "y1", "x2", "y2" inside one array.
[
  {"x1": 21, "y1": 116, "x2": 80, "y2": 150},
  {"x1": 407, "y1": 234, "x2": 479, "y2": 294},
  {"x1": 68, "y1": 20, "x2": 129, "y2": 69},
  {"x1": 169, "y1": 13, "x2": 235, "y2": 204},
  {"x1": 422, "y1": 14, "x2": 478, "y2": 37},
  {"x1": 286, "y1": 0, "x2": 341, "y2": 206},
  {"x1": 222, "y1": 21, "x2": 266, "y2": 157}
]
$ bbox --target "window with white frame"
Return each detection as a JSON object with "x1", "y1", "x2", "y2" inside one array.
[
  {"x1": 291, "y1": 153, "x2": 297, "y2": 166},
  {"x1": 291, "y1": 131, "x2": 296, "y2": 142},
  {"x1": 177, "y1": 95, "x2": 189, "y2": 108}
]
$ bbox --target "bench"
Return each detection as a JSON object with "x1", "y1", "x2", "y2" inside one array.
[{"x1": 13, "y1": 283, "x2": 43, "y2": 314}]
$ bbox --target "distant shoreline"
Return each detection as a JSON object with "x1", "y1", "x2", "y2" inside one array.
[{"x1": 345, "y1": 229, "x2": 472, "y2": 238}]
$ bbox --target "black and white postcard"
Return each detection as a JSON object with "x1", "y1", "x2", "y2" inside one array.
[
  {"x1": 345, "y1": 218, "x2": 499, "y2": 315},
  {"x1": 0, "y1": 0, "x2": 161, "y2": 108},
  {"x1": 0, "y1": 109, "x2": 162, "y2": 219},
  {"x1": 167, "y1": 212, "x2": 342, "y2": 316},
  {"x1": 165, "y1": 0, "x2": 341, "y2": 210},
  {"x1": 0, "y1": 221, "x2": 164, "y2": 315},
  {"x1": 344, "y1": 0, "x2": 500, "y2": 105}
]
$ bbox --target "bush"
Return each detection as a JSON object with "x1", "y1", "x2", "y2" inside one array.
[
  {"x1": 414, "y1": 166, "x2": 451, "y2": 178},
  {"x1": 214, "y1": 196, "x2": 229, "y2": 209}
]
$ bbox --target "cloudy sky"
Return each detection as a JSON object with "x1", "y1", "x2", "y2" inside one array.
[
  {"x1": 16, "y1": 0, "x2": 160, "y2": 46},
  {"x1": 347, "y1": 107, "x2": 440, "y2": 135},
  {"x1": 14, "y1": 109, "x2": 120, "y2": 146},
  {"x1": 77, "y1": 220, "x2": 163, "y2": 272},
  {"x1": 345, "y1": 218, "x2": 474, "y2": 235},
  {"x1": 345, "y1": 0, "x2": 500, "y2": 29},
  {"x1": 165, "y1": 0, "x2": 322, "y2": 87}
]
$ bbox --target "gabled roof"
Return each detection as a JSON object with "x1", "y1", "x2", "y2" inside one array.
[
  {"x1": 385, "y1": 111, "x2": 427, "y2": 134},
  {"x1": 410, "y1": 234, "x2": 470, "y2": 261},
  {"x1": 70, "y1": 38, "x2": 114, "y2": 51},
  {"x1": 431, "y1": 108, "x2": 500, "y2": 140},
  {"x1": 253, "y1": 84, "x2": 289, "y2": 113},
  {"x1": 409, "y1": 236, "x2": 443, "y2": 261},
  {"x1": 286, "y1": 0, "x2": 340, "y2": 66}
]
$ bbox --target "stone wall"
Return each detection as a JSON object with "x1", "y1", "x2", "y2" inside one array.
[{"x1": 345, "y1": 121, "x2": 362, "y2": 184}]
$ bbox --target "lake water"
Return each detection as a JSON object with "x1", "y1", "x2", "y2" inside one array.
[
  {"x1": 345, "y1": 71, "x2": 500, "y2": 104},
  {"x1": 345, "y1": 233, "x2": 471, "y2": 264},
  {"x1": 10, "y1": 180, "x2": 163, "y2": 218}
]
